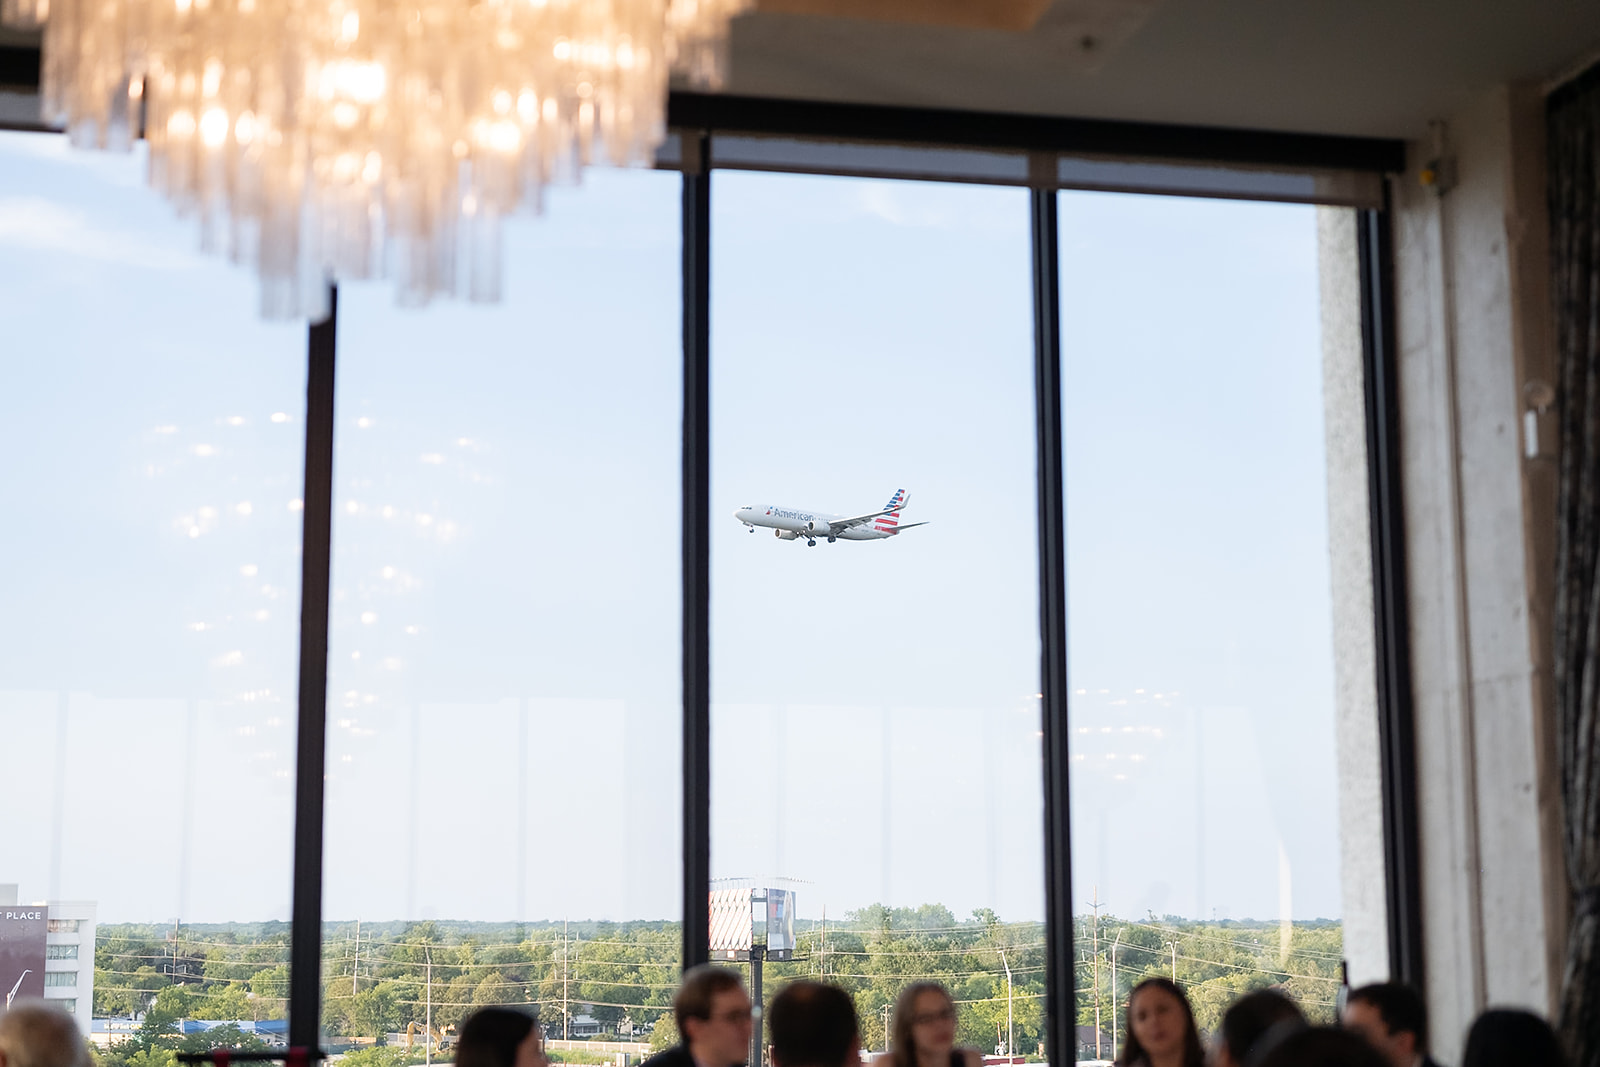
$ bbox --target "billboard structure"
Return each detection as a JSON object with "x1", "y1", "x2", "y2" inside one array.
[
  {"x1": 709, "y1": 887, "x2": 795, "y2": 961},
  {"x1": 0, "y1": 906, "x2": 48, "y2": 1009},
  {"x1": 709, "y1": 887, "x2": 796, "y2": 1067}
]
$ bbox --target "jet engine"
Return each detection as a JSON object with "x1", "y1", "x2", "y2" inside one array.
[
  {"x1": 806, "y1": 518, "x2": 831, "y2": 533},
  {"x1": 775, "y1": 529, "x2": 800, "y2": 540}
]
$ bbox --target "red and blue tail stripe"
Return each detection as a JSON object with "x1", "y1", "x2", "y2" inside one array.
[{"x1": 874, "y1": 489, "x2": 907, "y2": 533}]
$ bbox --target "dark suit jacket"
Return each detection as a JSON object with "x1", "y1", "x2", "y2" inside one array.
[{"x1": 640, "y1": 1045, "x2": 697, "y2": 1067}]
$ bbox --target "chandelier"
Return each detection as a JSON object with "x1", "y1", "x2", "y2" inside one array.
[{"x1": 0, "y1": 0, "x2": 746, "y2": 318}]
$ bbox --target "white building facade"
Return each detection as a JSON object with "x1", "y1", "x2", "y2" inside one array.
[
  {"x1": 0, "y1": 884, "x2": 96, "y2": 1035},
  {"x1": 44, "y1": 900, "x2": 97, "y2": 1034}
]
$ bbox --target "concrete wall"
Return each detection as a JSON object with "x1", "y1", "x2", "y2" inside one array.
[
  {"x1": 1319, "y1": 205, "x2": 1391, "y2": 988},
  {"x1": 1388, "y1": 84, "x2": 1567, "y2": 1062}
]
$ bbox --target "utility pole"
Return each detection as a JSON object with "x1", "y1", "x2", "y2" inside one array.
[
  {"x1": 1169, "y1": 940, "x2": 1178, "y2": 981},
  {"x1": 1110, "y1": 932, "x2": 1123, "y2": 1063},
  {"x1": 880, "y1": 1004, "x2": 891, "y2": 1052},
  {"x1": 353, "y1": 919, "x2": 361, "y2": 995},
  {"x1": 749, "y1": 948, "x2": 765, "y2": 1067},
  {"x1": 997, "y1": 946, "x2": 1014, "y2": 1058},
  {"x1": 425, "y1": 948, "x2": 433, "y2": 1067},
  {"x1": 563, "y1": 919, "x2": 570, "y2": 1041},
  {"x1": 1089, "y1": 887, "x2": 1103, "y2": 1060}
]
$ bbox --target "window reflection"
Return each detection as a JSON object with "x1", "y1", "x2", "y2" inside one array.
[
  {"x1": 1061, "y1": 192, "x2": 1345, "y2": 1052},
  {"x1": 711, "y1": 172, "x2": 1044, "y2": 1060},
  {"x1": 0, "y1": 131, "x2": 303, "y2": 1039},
  {"x1": 320, "y1": 168, "x2": 683, "y2": 1048}
]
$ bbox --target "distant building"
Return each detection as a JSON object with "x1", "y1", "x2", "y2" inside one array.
[
  {"x1": 176, "y1": 1020, "x2": 288, "y2": 1045},
  {"x1": 569, "y1": 1015, "x2": 603, "y2": 1038},
  {"x1": 0, "y1": 884, "x2": 96, "y2": 1036},
  {"x1": 1074, "y1": 1025, "x2": 1114, "y2": 1061},
  {"x1": 90, "y1": 1017, "x2": 288, "y2": 1050},
  {"x1": 88, "y1": 1018, "x2": 141, "y2": 1049}
]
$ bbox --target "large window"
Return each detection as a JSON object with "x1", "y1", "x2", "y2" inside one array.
[
  {"x1": 1, "y1": 112, "x2": 1393, "y2": 1067},
  {"x1": 0, "y1": 130, "x2": 303, "y2": 1028},
  {"x1": 1060, "y1": 192, "x2": 1346, "y2": 1055},
  {"x1": 710, "y1": 172, "x2": 1044, "y2": 1059},
  {"x1": 319, "y1": 168, "x2": 683, "y2": 1046}
]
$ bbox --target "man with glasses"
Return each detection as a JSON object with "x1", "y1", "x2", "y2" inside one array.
[{"x1": 645, "y1": 966, "x2": 754, "y2": 1067}]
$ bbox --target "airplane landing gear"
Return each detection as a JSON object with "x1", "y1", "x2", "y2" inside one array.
[{"x1": 807, "y1": 539, "x2": 817, "y2": 547}]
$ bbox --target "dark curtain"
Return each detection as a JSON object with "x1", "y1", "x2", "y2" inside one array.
[{"x1": 1552, "y1": 61, "x2": 1600, "y2": 1067}]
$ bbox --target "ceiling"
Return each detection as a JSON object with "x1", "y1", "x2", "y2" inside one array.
[
  {"x1": 6, "y1": 2, "x2": 1600, "y2": 142},
  {"x1": 708, "y1": 0, "x2": 1600, "y2": 140}
]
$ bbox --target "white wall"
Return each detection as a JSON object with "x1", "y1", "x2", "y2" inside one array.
[{"x1": 1388, "y1": 83, "x2": 1567, "y2": 1062}]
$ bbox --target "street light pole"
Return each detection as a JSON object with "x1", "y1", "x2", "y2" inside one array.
[{"x1": 1088, "y1": 889, "x2": 1103, "y2": 1061}]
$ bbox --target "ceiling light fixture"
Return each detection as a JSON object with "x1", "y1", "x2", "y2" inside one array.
[{"x1": 2, "y1": 0, "x2": 745, "y2": 318}]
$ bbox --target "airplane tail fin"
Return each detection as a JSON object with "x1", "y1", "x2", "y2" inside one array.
[{"x1": 873, "y1": 489, "x2": 908, "y2": 534}]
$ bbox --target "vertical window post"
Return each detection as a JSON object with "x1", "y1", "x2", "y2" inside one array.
[
  {"x1": 682, "y1": 134, "x2": 713, "y2": 973},
  {"x1": 1358, "y1": 206, "x2": 1425, "y2": 989},
  {"x1": 1031, "y1": 188, "x2": 1076, "y2": 1062},
  {"x1": 290, "y1": 286, "x2": 338, "y2": 1049}
]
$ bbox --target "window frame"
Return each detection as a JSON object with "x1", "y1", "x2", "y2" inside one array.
[{"x1": 0, "y1": 87, "x2": 1414, "y2": 1062}]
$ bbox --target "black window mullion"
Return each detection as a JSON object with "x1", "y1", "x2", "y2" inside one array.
[
  {"x1": 682, "y1": 137, "x2": 712, "y2": 974},
  {"x1": 1032, "y1": 188, "x2": 1075, "y2": 1064},
  {"x1": 290, "y1": 286, "x2": 338, "y2": 1051},
  {"x1": 1358, "y1": 205, "x2": 1425, "y2": 990}
]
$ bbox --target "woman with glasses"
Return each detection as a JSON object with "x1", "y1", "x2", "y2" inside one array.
[{"x1": 887, "y1": 982, "x2": 983, "y2": 1067}]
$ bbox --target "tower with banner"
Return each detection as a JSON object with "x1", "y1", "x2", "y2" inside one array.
[{"x1": 709, "y1": 886, "x2": 796, "y2": 1067}]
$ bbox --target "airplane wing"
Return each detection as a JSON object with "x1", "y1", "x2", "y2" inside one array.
[
  {"x1": 825, "y1": 505, "x2": 901, "y2": 533},
  {"x1": 891, "y1": 522, "x2": 929, "y2": 532}
]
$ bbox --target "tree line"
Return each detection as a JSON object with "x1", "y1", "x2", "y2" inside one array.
[{"x1": 88, "y1": 908, "x2": 1340, "y2": 1066}]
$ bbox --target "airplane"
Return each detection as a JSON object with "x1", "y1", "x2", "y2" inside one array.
[{"x1": 733, "y1": 488, "x2": 928, "y2": 547}]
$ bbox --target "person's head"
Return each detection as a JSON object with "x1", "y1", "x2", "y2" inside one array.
[
  {"x1": 675, "y1": 965, "x2": 752, "y2": 1067},
  {"x1": 455, "y1": 1007, "x2": 545, "y2": 1067},
  {"x1": 1342, "y1": 984, "x2": 1428, "y2": 1067},
  {"x1": 1461, "y1": 1009, "x2": 1567, "y2": 1067},
  {"x1": 0, "y1": 1000, "x2": 90, "y2": 1067},
  {"x1": 1213, "y1": 989, "x2": 1306, "y2": 1067},
  {"x1": 1254, "y1": 1027, "x2": 1390, "y2": 1067},
  {"x1": 889, "y1": 983, "x2": 957, "y2": 1067},
  {"x1": 1121, "y1": 978, "x2": 1204, "y2": 1067},
  {"x1": 768, "y1": 981, "x2": 860, "y2": 1067}
]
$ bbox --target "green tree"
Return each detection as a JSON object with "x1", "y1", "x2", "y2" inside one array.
[{"x1": 648, "y1": 1015, "x2": 679, "y2": 1052}]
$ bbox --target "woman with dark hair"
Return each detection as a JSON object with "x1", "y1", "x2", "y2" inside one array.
[
  {"x1": 1212, "y1": 989, "x2": 1306, "y2": 1067},
  {"x1": 1117, "y1": 978, "x2": 1204, "y2": 1067},
  {"x1": 886, "y1": 982, "x2": 982, "y2": 1067},
  {"x1": 455, "y1": 1007, "x2": 548, "y2": 1067},
  {"x1": 1461, "y1": 1009, "x2": 1567, "y2": 1067}
]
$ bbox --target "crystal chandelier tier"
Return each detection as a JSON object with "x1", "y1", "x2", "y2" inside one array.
[{"x1": 2, "y1": 0, "x2": 746, "y2": 317}]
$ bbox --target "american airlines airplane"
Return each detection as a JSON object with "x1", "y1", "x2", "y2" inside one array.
[{"x1": 733, "y1": 488, "x2": 927, "y2": 547}]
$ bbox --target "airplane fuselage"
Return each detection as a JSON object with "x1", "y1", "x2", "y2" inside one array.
[{"x1": 734, "y1": 505, "x2": 894, "y2": 542}]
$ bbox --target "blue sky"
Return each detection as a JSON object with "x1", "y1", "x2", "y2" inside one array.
[{"x1": 0, "y1": 132, "x2": 1340, "y2": 927}]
